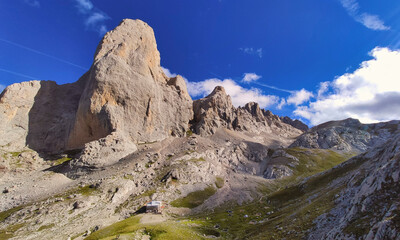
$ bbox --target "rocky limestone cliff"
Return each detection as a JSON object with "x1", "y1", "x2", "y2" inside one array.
[
  {"x1": 0, "y1": 78, "x2": 85, "y2": 153},
  {"x1": 307, "y1": 132, "x2": 400, "y2": 239},
  {"x1": 68, "y1": 19, "x2": 193, "y2": 150},
  {"x1": 192, "y1": 86, "x2": 304, "y2": 138},
  {"x1": 290, "y1": 118, "x2": 399, "y2": 152},
  {"x1": 0, "y1": 19, "x2": 193, "y2": 166}
]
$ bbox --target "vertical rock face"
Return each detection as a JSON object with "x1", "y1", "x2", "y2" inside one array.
[
  {"x1": 68, "y1": 19, "x2": 193, "y2": 150},
  {"x1": 192, "y1": 86, "x2": 236, "y2": 135},
  {"x1": 0, "y1": 19, "x2": 193, "y2": 162},
  {"x1": 0, "y1": 79, "x2": 85, "y2": 153}
]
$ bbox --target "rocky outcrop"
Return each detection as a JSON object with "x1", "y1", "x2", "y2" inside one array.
[
  {"x1": 0, "y1": 79, "x2": 85, "y2": 153},
  {"x1": 290, "y1": 118, "x2": 399, "y2": 152},
  {"x1": 308, "y1": 132, "x2": 400, "y2": 239},
  {"x1": 192, "y1": 86, "x2": 304, "y2": 138},
  {"x1": 192, "y1": 86, "x2": 236, "y2": 135},
  {"x1": 280, "y1": 116, "x2": 309, "y2": 132},
  {"x1": 68, "y1": 19, "x2": 193, "y2": 151},
  {"x1": 0, "y1": 19, "x2": 193, "y2": 166}
]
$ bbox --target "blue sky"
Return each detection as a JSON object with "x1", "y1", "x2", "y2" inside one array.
[{"x1": 1, "y1": 0, "x2": 400, "y2": 125}]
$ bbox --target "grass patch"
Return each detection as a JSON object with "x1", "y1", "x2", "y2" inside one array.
[
  {"x1": 286, "y1": 147, "x2": 355, "y2": 176},
  {"x1": 0, "y1": 223, "x2": 25, "y2": 240},
  {"x1": 77, "y1": 185, "x2": 98, "y2": 197},
  {"x1": 38, "y1": 223, "x2": 55, "y2": 231},
  {"x1": 0, "y1": 206, "x2": 23, "y2": 222},
  {"x1": 215, "y1": 177, "x2": 224, "y2": 189},
  {"x1": 85, "y1": 216, "x2": 205, "y2": 240},
  {"x1": 261, "y1": 148, "x2": 355, "y2": 195},
  {"x1": 186, "y1": 130, "x2": 193, "y2": 137},
  {"x1": 142, "y1": 189, "x2": 156, "y2": 198},
  {"x1": 170, "y1": 186, "x2": 216, "y2": 209},
  {"x1": 9, "y1": 152, "x2": 22, "y2": 158},
  {"x1": 53, "y1": 157, "x2": 72, "y2": 166}
]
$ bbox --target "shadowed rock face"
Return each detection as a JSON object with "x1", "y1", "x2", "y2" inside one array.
[
  {"x1": 0, "y1": 78, "x2": 85, "y2": 154},
  {"x1": 280, "y1": 116, "x2": 309, "y2": 132}
]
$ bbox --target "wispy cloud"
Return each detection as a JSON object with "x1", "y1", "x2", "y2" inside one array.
[
  {"x1": 242, "y1": 73, "x2": 261, "y2": 83},
  {"x1": 340, "y1": 0, "x2": 389, "y2": 31},
  {"x1": 75, "y1": 0, "x2": 93, "y2": 12},
  {"x1": 74, "y1": 0, "x2": 110, "y2": 36},
  {"x1": 0, "y1": 38, "x2": 87, "y2": 70},
  {"x1": 0, "y1": 67, "x2": 38, "y2": 80},
  {"x1": 0, "y1": 84, "x2": 6, "y2": 93},
  {"x1": 252, "y1": 82, "x2": 294, "y2": 94},
  {"x1": 24, "y1": 0, "x2": 40, "y2": 8},
  {"x1": 239, "y1": 47, "x2": 263, "y2": 58}
]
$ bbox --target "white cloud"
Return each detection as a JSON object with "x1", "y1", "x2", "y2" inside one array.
[
  {"x1": 0, "y1": 84, "x2": 5, "y2": 93},
  {"x1": 317, "y1": 81, "x2": 330, "y2": 98},
  {"x1": 86, "y1": 12, "x2": 108, "y2": 26},
  {"x1": 287, "y1": 89, "x2": 314, "y2": 106},
  {"x1": 294, "y1": 47, "x2": 400, "y2": 125},
  {"x1": 239, "y1": 47, "x2": 263, "y2": 58},
  {"x1": 75, "y1": 0, "x2": 93, "y2": 12},
  {"x1": 276, "y1": 99, "x2": 286, "y2": 110},
  {"x1": 74, "y1": 0, "x2": 110, "y2": 36},
  {"x1": 358, "y1": 14, "x2": 389, "y2": 31},
  {"x1": 24, "y1": 0, "x2": 40, "y2": 7},
  {"x1": 340, "y1": 0, "x2": 389, "y2": 31},
  {"x1": 161, "y1": 67, "x2": 177, "y2": 78},
  {"x1": 242, "y1": 73, "x2": 261, "y2": 83},
  {"x1": 187, "y1": 78, "x2": 279, "y2": 108}
]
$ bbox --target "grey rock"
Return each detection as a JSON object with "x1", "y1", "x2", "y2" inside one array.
[
  {"x1": 280, "y1": 116, "x2": 308, "y2": 132},
  {"x1": 192, "y1": 86, "x2": 303, "y2": 138},
  {"x1": 291, "y1": 118, "x2": 400, "y2": 153},
  {"x1": 68, "y1": 19, "x2": 193, "y2": 150}
]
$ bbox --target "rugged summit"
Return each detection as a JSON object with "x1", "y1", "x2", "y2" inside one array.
[
  {"x1": 192, "y1": 86, "x2": 303, "y2": 138},
  {"x1": 68, "y1": 19, "x2": 193, "y2": 151},
  {"x1": 0, "y1": 19, "x2": 193, "y2": 165},
  {"x1": 290, "y1": 118, "x2": 399, "y2": 152}
]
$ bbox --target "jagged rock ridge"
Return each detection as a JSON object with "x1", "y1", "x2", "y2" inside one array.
[
  {"x1": 192, "y1": 86, "x2": 304, "y2": 138},
  {"x1": 290, "y1": 118, "x2": 399, "y2": 152}
]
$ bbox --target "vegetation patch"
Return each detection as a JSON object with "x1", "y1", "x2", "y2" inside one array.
[
  {"x1": 53, "y1": 157, "x2": 72, "y2": 166},
  {"x1": 38, "y1": 223, "x2": 55, "y2": 231},
  {"x1": 186, "y1": 129, "x2": 193, "y2": 137},
  {"x1": 76, "y1": 185, "x2": 99, "y2": 197},
  {"x1": 0, "y1": 206, "x2": 23, "y2": 222},
  {"x1": 171, "y1": 186, "x2": 217, "y2": 209},
  {"x1": 215, "y1": 177, "x2": 225, "y2": 188},
  {"x1": 0, "y1": 223, "x2": 25, "y2": 240},
  {"x1": 85, "y1": 216, "x2": 205, "y2": 240}
]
